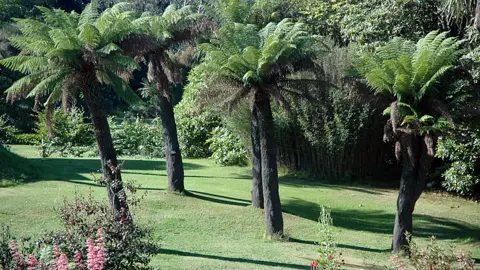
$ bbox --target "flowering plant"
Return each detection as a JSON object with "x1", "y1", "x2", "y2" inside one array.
[
  {"x1": 390, "y1": 234, "x2": 476, "y2": 270},
  {"x1": 312, "y1": 206, "x2": 346, "y2": 269}
]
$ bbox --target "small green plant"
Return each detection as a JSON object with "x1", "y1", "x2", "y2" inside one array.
[
  {"x1": 208, "y1": 126, "x2": 248, "y2": 166},
  {"x1": 390, "y1": 234, "x2": 476, "y2": 270},
  {"x1": 312, "y1": 206, "x2": 345, "y2": 269},
  {"x1": 0, "y1": 223, "x2": 12, "y2": 269}
]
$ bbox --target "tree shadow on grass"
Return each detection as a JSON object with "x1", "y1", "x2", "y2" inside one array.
[
  {"x1": 160, "y1": 248, "x2": 307, "y2": 269},
  {"x1": 282, "y1": 198, "x2": 480, "y2": 242},
  {"x1": 289, "y1": 238, "x2": 390, "y2": 253},
  {"x1": 279, "y1": 176, "x2": 389, "y2": 195},
  {"x1": 184, "y1": 190, "x2": 250, "y2": 207},
  {"x1": 26, "y1": 158, "x2": 203, "y2": 184}
]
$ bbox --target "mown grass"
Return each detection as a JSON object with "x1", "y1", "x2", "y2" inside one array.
[{"x1": 0, "y1": 145, "x2": 479, "y2": 269}]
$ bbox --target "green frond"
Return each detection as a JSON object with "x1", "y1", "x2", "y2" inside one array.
[
  {"x1": 12, "y1": 18, "x2": 51, "y2": 39},
  {"x1": 0, "y1": 56, "x2": 49, "y2": 74},
  {"x1": 104, "y1": 70, "x2": 143, "y2": 105},
  {"x1": 49, "y1": 28, "x2": 82, "y2": 50},
  {"x1": 79, "y1": 3, "x2": 99, "y2": 26},
  {"x1": 417, "y1": 65, "x2": 453, "y2": 101},
  {"x1": 419, "y1": 115, "x2": 435, "y2": 124},
  {"x1": 78, "y1": 23, "x2": 101, "y2": 48},
  {"x1": 97, "y1": 43, "x2": 122, "y2": 54},
  {"x1": 4, "y1": 72, "x2": 47, "y2": 97},
  {"x1": 26, "y1": 69, "x2": 71, "y2": 98},
  {"x1": 37, "y1": 6, "x2": 78, "y2": 29},
  {"x1": 101, "y1": 54, "x2": 140, "y2": 73}
]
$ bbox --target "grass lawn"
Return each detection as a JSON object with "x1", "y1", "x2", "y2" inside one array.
[{"x1": 1, "y1": 145, "x2": 479, "y2": 269}]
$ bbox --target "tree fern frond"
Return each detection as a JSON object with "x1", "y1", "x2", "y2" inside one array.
[
  {"x1": 0, "y1": 56, "x2": 49, "y2": 74},
  {"x1": 4, "y1": 72, "x2": 47, "y2": 98},
  {"x1": 104, "y1": 70, "x2": 143, "y2": 105},
  {"x1": 78, "y1": 23, "x2": 101, "y2": 48},
  {"x1": 79, "y1": 3, "x2": 99, "y2": 26},
  {"x1": 27, "y1": 69, "x2": 71, "y2": 98}
]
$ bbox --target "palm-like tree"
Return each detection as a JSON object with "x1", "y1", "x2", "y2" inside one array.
[
  {"x1": 197, "y1": 19, "x2": 320, "y2": 237},
  {"x1": 0, "y1": 3, "x2": 142, "y2": 219},
  {"x1": 358, "y1": 30, "x2": 465, "y2": 251},
  {"x1": 120, "y1": 4, "x2": 209, "y2": 193}
]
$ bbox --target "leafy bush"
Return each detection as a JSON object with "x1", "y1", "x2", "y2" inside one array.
[
  {"x1": 175, "y1": 68, "x2": 221, "y2": 158},
  {"x1": 43, "y1": 190, "x2": 159, "y2": 270},
  {"x1": 436, "y1": 126, "x2": 480, "y2": 196},
  {"x1": 208, "y1": 126, "x2": 248, "y2": 166},
  {"x1": 0, "y1": 115, "x2": 17, "y2": 144},
  {"x1": 390, "y1": 235, "x2": 475, "y2": 270},
  {"x1": 175, "y1": 110, "x2": 220, "y2": 158},
  {"x1": 37, "y1": 107, "x2": 95, "y2": 158},
  {"x1": 109, "y1": 117, "x2": 164, "y2": 158},
  {"x1": 12, "y1": 133, "x2": 41, "y2": 145}
]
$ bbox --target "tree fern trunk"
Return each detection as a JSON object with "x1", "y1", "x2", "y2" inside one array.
[
  {"x1": 255, "y1": 88, "x2": 284, "y2": 238},
  {"x1": 251, "y1": 105, "x2": 263, "y2": 208},
  {"x1": 149, "y1": 54, "x2": 185, "y2": 193},
  {"x1": 158, "y1": 94, "x2": 185, "y2": 192},
  {"x1": 83, "y1": 86, "x2": 131, "y2": 221}
]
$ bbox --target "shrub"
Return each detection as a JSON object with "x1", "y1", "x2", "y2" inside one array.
[
  {"x1": 109, "y1": 117, "x2": 164, "y2": 158},
  {"x1": 0, "y1": 115, "x2": 18, "y2": 144},
  {"x1": 12, "y1": 133, "x2": 41, "y2": 145},
  {"x1": 390, "y1": 235, "x2": 476, "y2": 270},
  {"x1": 208, "y1": 126, "x2": 248, "y2": 166},
  {"x1": 312, "y1": 206, "x2": 346, "y2": 270},
  {"x1": 42, "y1": 188, "x2": 159, "y2": 270},
  {"x1": 436, "y1": 126, "x2": 480, "y2": 196},
  {"x1": 37, "y1": 107, "x2": 95, "y2": 158},
  {"x1": 175, "y1": 110, "x2": 220, "y2": 158},
  {"x1": 175, "y1": 68, "x2": 221, "y2": 158}
]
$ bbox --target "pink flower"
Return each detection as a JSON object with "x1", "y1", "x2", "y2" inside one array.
[
  {"x1": 10, "y1": 240, "x2": 25, "y2": 269},
  {"x1": 87, "y1": 228, "x2": 107, "y2": 270},
  {"x1": 327, "y1": 254, "x2": 333, "y2": 260},
  {"x1": 310, "y1": 260, "x2": 319, "y2": 269},
  {"x1": 57, "y1": 253, "x2": 70, "y2": 270},
  {"x1": 27, "y1": 254, "x2": 39, "y2": 270},
  {"x1": 74, "y1": 250, "x2": 85, "y2": 270},
  {"x1": 49, "y1": 245, "x2": 60, "y2": 270}
]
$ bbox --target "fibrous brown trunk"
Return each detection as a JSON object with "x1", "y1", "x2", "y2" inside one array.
[
  {"x1": 254, "y1": 88, "x2": 284, "y2": 238},
  {"x1": 392, "y1": 134, "x2": 435, "y2": 252},
  {"x1": 159, "y1": 94, "x2": 185, "y2": 192},
  {"x1": 82, "y1": 82, "x2": 131, "y2": 222},
  {"x1": 251, "y1": 105, "x2": 263, "y2": 208},
  {"x1": 148, "y1": 54, "x2": 185, "y2": 192}
]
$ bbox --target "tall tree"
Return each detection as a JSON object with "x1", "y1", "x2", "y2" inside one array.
[
  {"x1": 197, "y1": 19, "x2": 321, "y2": 237},
  {"x1": 0, "y1": 3, "x2": 142, "y2": 220},
  {"x1": 358, "y1": 30, "x2": 465, "y2": 251},
  {"x1": 121, "y1": 4, "x2": 209, "y2": 192}
]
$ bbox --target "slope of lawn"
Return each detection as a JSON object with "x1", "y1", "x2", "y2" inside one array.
[{"x1": 0, "y1": 145, "x2": 479, "y2": 269}]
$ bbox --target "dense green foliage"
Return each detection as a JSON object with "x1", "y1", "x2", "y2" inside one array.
[
  {"x1": 110, "y1": 117, "x2": 164, "y2": 158},
  {"x1": 37, "y1": 107, "x2": 94, "y2": 157},
  {"x1": 437, "y1": 126, "x2": 480, "y2": 195},
  {"x1": 208, "y1": 126, "x2": 247, "y2": 166}
]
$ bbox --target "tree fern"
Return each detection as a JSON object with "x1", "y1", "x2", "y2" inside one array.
[{"x1": 358, "y1": 30, "x2": 465, "y2": 135}]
